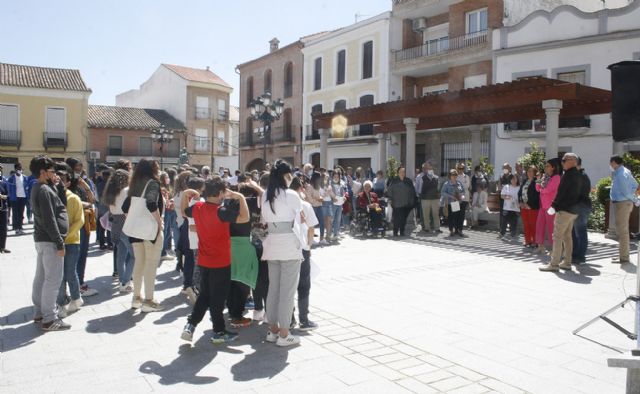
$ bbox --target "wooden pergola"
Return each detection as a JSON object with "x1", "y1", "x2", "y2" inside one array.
[{"x1": 312, "y1": 77, "x2": 612, "y2": 177}]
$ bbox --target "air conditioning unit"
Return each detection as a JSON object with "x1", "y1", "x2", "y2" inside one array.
[
  {"x1": 89, "y1": 151, "x2": 100, "y2": 160},
  {"x1": 412, "y1": 17, "x2": 427, "y2": 33}
]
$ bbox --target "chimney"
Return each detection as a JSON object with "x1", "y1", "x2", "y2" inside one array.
[
  {"x1": 206, "y1": 66, "x2": 210, "y2": 71},
  {"x1": 269, "y1": 38, "x2": 280, "y2": 53}
]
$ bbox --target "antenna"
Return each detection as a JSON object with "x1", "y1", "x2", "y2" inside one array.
[{"x1": 355, "y1": 13, "x2": 368, "y2": 23}]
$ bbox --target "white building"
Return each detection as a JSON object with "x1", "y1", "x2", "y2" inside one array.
[
  {"x1": 492, "y1": 1, "x2": 640, "y2": 182},
  {"x1": 215, "y1": 105, "x2": 240, "y2": 171},
  {"x1": 302, "y1": 12, "x2": 392, "y2": 172}
]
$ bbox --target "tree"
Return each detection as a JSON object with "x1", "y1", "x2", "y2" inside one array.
[
  {"x1": 386, "y1": 156, "x2": 400, "y2": 179},
  {"x1": 518, "y1": 142, "x2": 546, "y2": 173}
]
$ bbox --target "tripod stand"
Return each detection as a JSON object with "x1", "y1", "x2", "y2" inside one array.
[{"x1": 573, "y1": 206, "x2": 640, "y2": 355}]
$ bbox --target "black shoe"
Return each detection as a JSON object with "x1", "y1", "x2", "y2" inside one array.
[
  {"x1": 181, "y1": 322, "x2": 195, "y2": 342},
  {"x1": 298, "y1": 321, "x2": 318, "y2": 331},
  {"x1": 0, "y1": 249, "x2": 10, "y2": 253},
  {"x1": 41, "y1": 319, "x2": 71, "y2": 331}
]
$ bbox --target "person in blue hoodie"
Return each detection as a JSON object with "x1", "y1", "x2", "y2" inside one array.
[{"x1": 7, "y1": 162, "x2": 30, "y2": 235}]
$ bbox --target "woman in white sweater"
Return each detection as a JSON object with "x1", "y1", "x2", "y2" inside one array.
[
  {"x1": 261, "y1": 160, "x2": 303, "y2": 347},
  {"x1": 500, "y1": 174, "x2": 520, "y2": 239}
]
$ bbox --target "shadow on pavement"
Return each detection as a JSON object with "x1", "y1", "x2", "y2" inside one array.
[
  {"x1": 85, "y1": 309, "x2": 147, "y2": 334},
  {"x1": 1, "y1": 306, "x2": 36, "y2": 326},
  {"x1": 139, "y1": 329, "x2": 243, "y2": 385},
  {"x1": 0, "y1": 322, "x2": 44, "y2": 352}
]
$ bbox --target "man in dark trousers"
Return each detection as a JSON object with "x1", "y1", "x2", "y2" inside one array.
[
  {"x1": 415, "y1": 161, "x2": 440, "y2": 233},
  {"x1": 30, "y1": 155, "x2": 70, "y2": 330},
  {"x1": 571, "y1": 157, "x2": 591, "y2": 264},
  {"x1": 540, "y1": 153, "x2": 583, "y2": 272}
]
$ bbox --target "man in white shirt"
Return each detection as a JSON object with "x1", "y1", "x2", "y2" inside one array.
[
  {"x1": 8, "y1": 162, "x2": 29, "y2": 235},
  {"x1": 290, "y1": 176, "x2": 319, "y2": 331}
]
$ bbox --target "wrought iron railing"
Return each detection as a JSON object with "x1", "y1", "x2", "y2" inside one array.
[
  {"x1": 195, "y1": 107, "x2": 210, "y2": 119},
  {"x1": 0, "y1": 129, "x2": 20, "y2": 147},
  {"x1": 394, "y1": 30, "x2": 489, "y2": 63},
  {"x1": 194, "y1": 136, "x2": 210, "y2": 153},
  {"x1": 43, "y1": 131, "x2": 67, "y2": 148},
  {"x1": 217, "y1": 110, "x2": 228, "y2": 122}
]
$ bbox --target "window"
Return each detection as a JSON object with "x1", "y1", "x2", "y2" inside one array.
[
  {"x1": 283, "y1": 108, "x2": 293, "y2": 140},
  {"x1": 218, "y1": 99, "x2": 227, "y2": 121},
  {"x1": 362, "y1": 41, "x2": 373, "y2": 79},
  {"x1": 311, "y1": 104, "x2": 323, "y2": 139},
  {"x1": 195, "y1": 128, "x2": 209, "y2": 153},
  {"x1": 334, "y1": 100, "x2": 347, "y2": 111},
  {"x1": 466, "y1": 8, "x2": 488, "y2": 34},
  {"x1": 358, "y1": 95, "x2": 374, "y2": 135},
  {"x1": 167, "y1": 139, "x2": 180, "y2": 157},
  {"x1": 557, "y1": 70, "x2": 586, "y2": 85},
  {"x1": 336, "y1": 50, "x2": 346, "y2": 85},
  {"x1": 217, "y1": 130, "x2": 226, "y2": 153},
  {"x1": 245, "y1": 118, "x2": 253, "y2": 145},
  {"x1": 139, "y1": 137, "x2": 152, "y2": 156},
  {"x1": 246, "y1": 76, "x2": 254, "y2": 107},
  {"x1": 422, "y1": 84, "x2": 449, "y2": 96},
  {"x1": 0, "y1": 104, "x2": 19, "y2": 138},
  {"x1": 108, "y1": 136, "x2": 123, "y2": 156},
  {"x1": 196, "y1": 96, "x2": 209, "y2": 119},
  {"x1": 264, "y1": 69, "x2": 272, "y2": 93},
  {"x1": 464, "y1": 74, "x2": 487, "y2": 89},
  {"x1": 314, "y1": 57, "x2": 322, "y2": 91},
  {"x1": 284, "y1": 62, "x2": 293, "y2": 98},
  {"x1": 46, "y1": 107, "x2": 66, "y2": 132}
]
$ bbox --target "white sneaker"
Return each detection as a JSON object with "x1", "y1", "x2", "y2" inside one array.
[
  {"x1": 119, "y1": 282, "x2": 133, "y2": 294},
  {"x1": 161, "y1": 255, "x2": 174, "y2": 261},
  {"x1": 141, "y1": 299, "x2": 164, "y2": 313},
  {"x1": 266, "y1": 330, "x2": 278, "y2": 343},
  {"x1": 319, "y1": 240, "x2": 329, "y2": 246},
  {"x1": 66, "y1": 297, "x2": 84, "y2": 313},
  {"x1": 252, "y1": 309, "x2": 265, "y2": 322},
  {"x1": 80, "y1": 287, "x2": 98, "y2": 297},
  {"x1": 57, "y1": 305, "x2": 68, "y2": 318},
  {"x1": 131, "y1": 296, "x2": 143, "y2": 309},
  {"x1": 276, "y1": 333, "x2": 300, "y2": 347}
]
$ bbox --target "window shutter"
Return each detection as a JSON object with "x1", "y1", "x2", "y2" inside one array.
[
  {"x1": 0, "y1": 104, "x2": 18, "y2": 132},
  {"x1": 362, "y1": 41, "x2": 373, "y2": 79},
  {"x1": 46, "y1": 107, "x2": 65, "y2": 133}
]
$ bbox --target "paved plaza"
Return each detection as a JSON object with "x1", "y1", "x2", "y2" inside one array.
[{"x1": 0, "y1": 225, "x2": 635, "y2": 393}]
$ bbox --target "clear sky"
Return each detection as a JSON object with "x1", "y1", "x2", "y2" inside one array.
[{"x1": 1, "y1": 0, "x2": 391, "y2": 107}]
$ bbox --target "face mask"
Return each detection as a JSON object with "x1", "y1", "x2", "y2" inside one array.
[
  {"x1": 503, "y1": 169, "x2": 509, "y2": 175},
  {"x1": 427, "y1": 170, "x2": 434, "y2": 176},
  {"x1": 75, "y1": 172, "x2": 82, "y2": 179},
  {"x1": 610, "y1": 165, "x2": 615, "y2": 172},
  {"x1": 164, "y1": 178, "x2": 170, "y2": 185},
  {"x1": 16, "y1": 170, "x2": 22, "y2": 175}
]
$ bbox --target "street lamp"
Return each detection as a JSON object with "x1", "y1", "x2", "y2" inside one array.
[
  {"x1": 250, "y1": 92, "x2": 284, "y2": 168},
  {"x1": 150, "y1": 124, "x2": 174, "y2": 169}
]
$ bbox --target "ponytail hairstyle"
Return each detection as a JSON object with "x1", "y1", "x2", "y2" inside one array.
[
  {"x1": 102, "y1": 169, "x2": 130, "y2": 206},
  {"x1": 266, "y1": 159, "x2": 292, "y2": 214}
]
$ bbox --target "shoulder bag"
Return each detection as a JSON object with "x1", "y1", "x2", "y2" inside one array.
[{"x1": 122, "y1": 180, "x2": 158, "y2": 240}]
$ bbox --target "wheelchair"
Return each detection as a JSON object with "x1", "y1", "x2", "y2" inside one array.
[{"x1": 349, "y1": 199, "x2": 388, "y2": 237}]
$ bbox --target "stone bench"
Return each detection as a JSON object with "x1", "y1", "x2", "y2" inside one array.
[{"x1": 608, "y1": 352, "x2": 640, "y2": 393}]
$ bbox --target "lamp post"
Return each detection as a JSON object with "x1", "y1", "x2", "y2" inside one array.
[
  {"x1": 250, "y1": 92, "x2": 284, "y2": 169},
  {"x1": 150, "y1": 124, "x2": 174, "y2": 169}
]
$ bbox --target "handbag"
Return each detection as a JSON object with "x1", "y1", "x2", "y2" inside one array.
[
  {"x1": 450, "y1": 201, "x2": 460, "y2": 212},
  {"x1": 83, "y1": 207, "x2": 97, "y2": 233},
  {"x1": 122, "y1": 180, "x2": 158, "y2": 240}
]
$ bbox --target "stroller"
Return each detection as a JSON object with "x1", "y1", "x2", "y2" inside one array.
[{"x1": 349, "y1": 198, "x2": 388, "y2": 237}]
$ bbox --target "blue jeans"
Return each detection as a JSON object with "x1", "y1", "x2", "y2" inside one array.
[
  {"x1": 116, "y1": 236, "x2": 135, "y2": 286},
  {"x1": 331, "y1": 204, "x2": 342, "y2": 237},
  {"x1": 76, "y1": 229, "x2": 89, "y2": 285},
  {"x1": 572, "y1": 204, "x2": 590, "y2": 261},
  {"x1": 313, "y1": 205, "x2": 324, "y2": 238},
  {"x1": 162, "y1": 210, "x2": 179, "y2": 255},
  {"x1": 57, "y1": 244, "x2": 81, "y2": 305}
]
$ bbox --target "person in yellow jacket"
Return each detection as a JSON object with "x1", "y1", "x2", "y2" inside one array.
[{"x1": 55, "y1": 169, "x2": 85, "y2": 316}]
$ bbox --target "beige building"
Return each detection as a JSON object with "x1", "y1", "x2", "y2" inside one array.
[
  {"x1": 0, "y1": 62, "x2": 91, "y2": 172},
  {"x1": 116, "y1": 64, "x2": 233, "y2": 168}
]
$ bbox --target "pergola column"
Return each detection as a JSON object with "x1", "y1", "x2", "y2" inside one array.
[
  {"x1": 377, "y1": 133, "x2": 387, "y2": 173},
  {"x1": 403, "y1": 118, "x2": 419, "y2": 180},
  {"x1": 543, "y1": 99, "x2": 563, "y2": 159},
  {"x1": 470, "y1": 125, "x2": 483, "y2": 166},
  {"x1": 320, "y1": 128, "x2": 329, "y2": 169}
]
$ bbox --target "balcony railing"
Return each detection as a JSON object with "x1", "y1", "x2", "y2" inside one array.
[
  {"x1": 217, "y1": 110, "x2": 228, "y2": 122},
  {"x1": 195, "y1": 107, "x2": 210, "y2": 119},
  {"x1": 0, "y1": 129, "x2": 21, "y2": 147},
  {"x1": 43, "y1": 131, "x2": 67, "y2": 148},
  {"x1": 504, "y1": 117, "x2": 591, "y2": 132},
  {"x1": 194, "y1": 136, "x2": 211, "y2": 153},
  {"x1": 394, "y1": 30, "x2": 488, "y2": 63}
]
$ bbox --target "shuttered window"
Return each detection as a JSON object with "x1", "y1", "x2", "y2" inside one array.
[
  {"x1": 46, "y1": 107, "x2": 66, "y2": 132},
  {"x1": 314, "y1": 58, "x2": 322, "y2": 91},
  {"x1": 362, "y1": 41, "x2": 373, "y2": 79},
  {"x1": 0, "y1": 104, "x2": 18, "y2": 132},
  {"x1": 336, "y1": 50, "x2": 346, "y2": 85},
  {"x1": 139, "y1": 137, "x2": 152, "y2": 156}
]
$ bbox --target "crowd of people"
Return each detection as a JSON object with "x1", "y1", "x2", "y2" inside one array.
[{"x1": 1, "y1": 151, "x2": 637, "y2": 339}]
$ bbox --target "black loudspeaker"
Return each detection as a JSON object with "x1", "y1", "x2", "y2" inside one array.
[{"x1": 608, "y1": 61, "x2": 640, "y2": 142}]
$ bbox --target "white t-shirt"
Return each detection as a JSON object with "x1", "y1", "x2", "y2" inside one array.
[
  {"x1": 188, "y1": 197, "x2": 202, "y2": 250},
  {"x1": 174, "y1": 191, "x2": 185, "y2": 228},
  {"x1": 16, "y1": 174, "x2": 26, "y2": 198},
  {"x1": 501, "y1": 185, "x2": 520, "y2": 212},
  {"x1": 260, "y1": 189, "x2": 303, "y2": 261},
  {"x1": 109, "y1": 187, "x2": 128, "y2": 215},
  {"x1": 301, "y1": 200, "x2": 319, "y2": 251}
]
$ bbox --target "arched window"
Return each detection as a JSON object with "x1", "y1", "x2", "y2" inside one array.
[
  {"x1": 283, "y1": 108, "x2": 293, "y2": 140},
  {"x1": 283, "y1": 62, "x2": 293, "y2": 98},
  {"x1": 334, "y1": 99, "x2": 347, "y2": 112},
  {"x1": 264, "y1": 69, "x2": 272, "y2": 93},
  {"x1": 246, "y1": 76, "x2": 254, "y2": 107}
]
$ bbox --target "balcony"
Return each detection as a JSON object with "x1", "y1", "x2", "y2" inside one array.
[
  {"x1": 0, "y1": 130, "x2": 21, "y2": 147},
  {"x1": 108, "y1": 147, "x2": 122, "y2": 156},
  {"x1": 393, "y1": 30, "x2": 490, "y2": 74},
  {"x1": 504, "y1": 117, "x2": 591, "y2": 132},
  {"x1": 43, "y1": 131, "x2": 67, "y2": 148},
  {"x1": 195, "y1": 107, "x2": 210, "y2": 119},
  {"x1": 194, "y1": 136, "x2": 211, "y2": 153},
  {"x1": 217, "y1": 110, "x2": 228, "y2": 122}
]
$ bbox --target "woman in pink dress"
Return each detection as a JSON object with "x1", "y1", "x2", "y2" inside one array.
[{"x1": 535, "y1": 158, "x2": 562, "y2": 254}]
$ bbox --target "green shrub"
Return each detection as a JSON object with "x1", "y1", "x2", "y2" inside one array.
[
  {"x1": 588, "y1": 190, "x2": 605, "y2": 232},
  {"x1": 519, "y1": 142, "x2": 546, "y2": 173}
]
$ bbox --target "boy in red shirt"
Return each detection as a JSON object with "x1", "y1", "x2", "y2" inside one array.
[{"x1": 179, "y1": 176, "x2": 249, "y2": 344}]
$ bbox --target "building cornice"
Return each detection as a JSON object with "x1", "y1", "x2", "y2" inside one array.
[{"x1": 0, "y1": 85, "x2": 91, "y2": 100}]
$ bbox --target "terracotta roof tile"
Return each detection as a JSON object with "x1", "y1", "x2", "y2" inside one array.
[
  {"x1": 88, "y1": 105, "x2": 185, "y2": 130},
  {"x1": 162, "y1": 64, "x2": 231, "y2": 88},
  {"x1": 0, "y1": 62, "x2": 91, "y2": 92}
]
